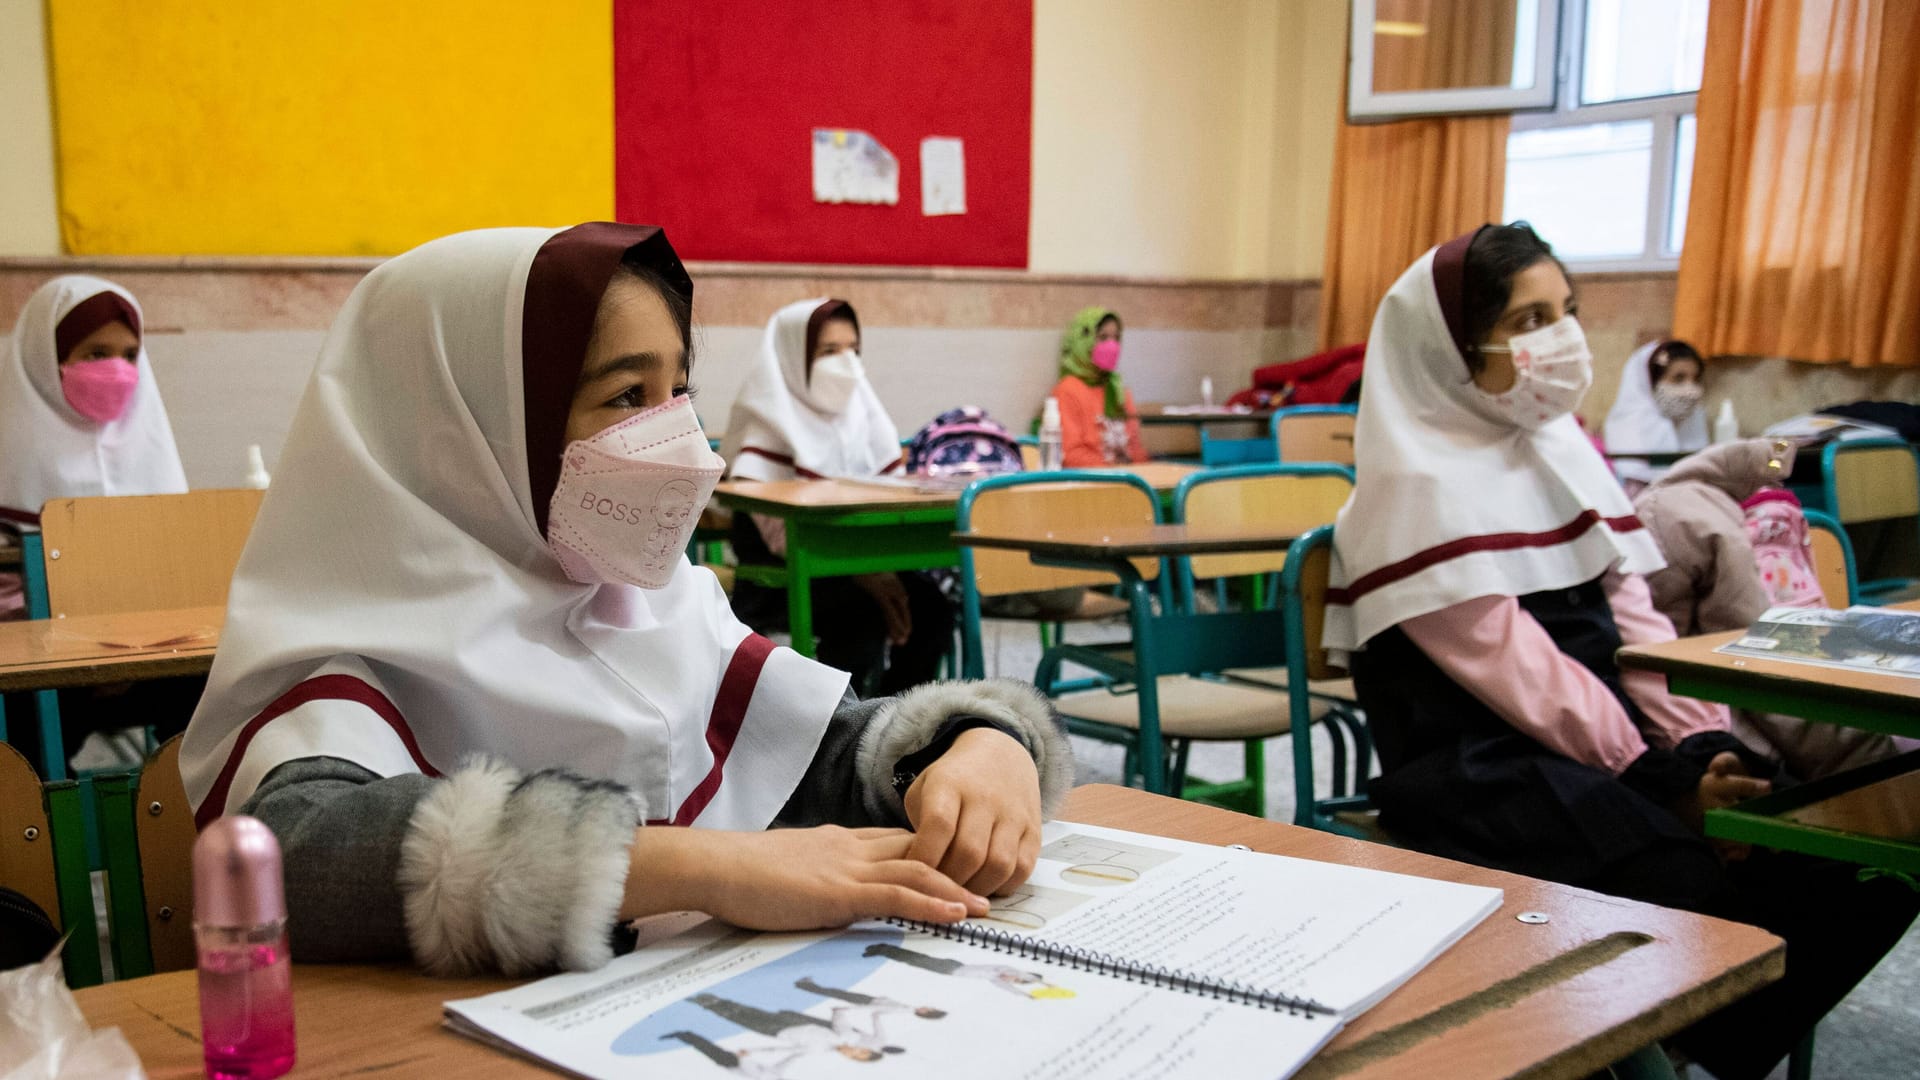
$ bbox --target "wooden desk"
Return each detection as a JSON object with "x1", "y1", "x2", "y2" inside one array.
[
  {"x1": 1617, "y1": 602, "x2": 1920, "y2": 872},
  {"x1": 955, "y1": 522, "x2": 1300, "y2": 795},
  {"x1": 711, "y1": 464, "x2": 1198, "y2": 660},
  {"x1": 1615, "y1": 601, "x2": 1920, "y2": 739},
  {"x1": 1137, "y1": 405, "x2": 1274, "y2": 426},
  {"x1": 73, "y1": 785, "x2": 1781, "y2": 1080},
  {"x1": 0, "y1": 606, "x2": 223, "y2": 693}
]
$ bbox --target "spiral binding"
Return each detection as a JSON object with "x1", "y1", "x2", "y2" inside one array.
[{"x1": 882, "y1": 918, "x2": 1332, "y2": 1017}]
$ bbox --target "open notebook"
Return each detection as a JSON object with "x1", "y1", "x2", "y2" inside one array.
[{"x1": 445, "y1": 822, "x2": 1502, "y2": 1080}]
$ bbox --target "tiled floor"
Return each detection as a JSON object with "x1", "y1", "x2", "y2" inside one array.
[{"x1": 975, "y1": 617, "x2": 1920, "y2": 1080}]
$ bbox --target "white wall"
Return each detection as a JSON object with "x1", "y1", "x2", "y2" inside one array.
[{"x1": 0, "y1": 0, "x2": 62, "y2": 255}]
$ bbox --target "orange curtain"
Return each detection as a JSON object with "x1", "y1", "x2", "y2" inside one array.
[
  {"x1": 1674, "y1": 0, "x2": 1920, "y2": 367},
  {"x1": 1317, "y1": 115, "x2": 1509, "y2": 350}
]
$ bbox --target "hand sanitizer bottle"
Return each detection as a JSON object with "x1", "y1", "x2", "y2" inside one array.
[
  {"x1": 195, "y1": 815, "x2": 296, "y2": 1079},
  {"x1": 1039, "y1": 397, "x2": 1064, "y2": 471},
  {"x1": 244, "y1": 445, "x2": 271, "y2": 489},
  {"x1": 1713, "y1": 400, "x2": 1740, "y2": 443}
]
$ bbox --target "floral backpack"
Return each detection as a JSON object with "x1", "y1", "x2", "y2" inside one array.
[
  {"x1": 905, "y1": 406, "x2": 1025, "y2": 478},
  {"x1": 1742, "y1": 489, "x2": 1826, "y2": 607}
]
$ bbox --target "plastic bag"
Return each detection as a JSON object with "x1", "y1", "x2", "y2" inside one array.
[{"x1": 0, "y1": 947, "x2": 146, "y2": 1080}]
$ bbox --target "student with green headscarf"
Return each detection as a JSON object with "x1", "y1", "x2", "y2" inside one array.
[{"x1": 1049, "y1": 307, "x2": 1145, "y2": 466}]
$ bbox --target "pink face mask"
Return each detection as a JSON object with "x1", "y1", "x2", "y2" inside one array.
[
  {"x1": 1090, "y1": 339, "x2": 1121, "y2": 373},
  {"x1": 545, "y1": 395, "x2": 725, "y2": 589},
  {"x1": 60, "y1": 358, "x2": 140, "y2": 423}
]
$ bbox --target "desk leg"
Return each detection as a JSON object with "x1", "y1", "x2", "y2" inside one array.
[
  {"x1": 34, "y1": 689, "x2": 65, "y2": 782},
  {"x1": 787, "y1": 526, "x2": 816, "y2": 660}
]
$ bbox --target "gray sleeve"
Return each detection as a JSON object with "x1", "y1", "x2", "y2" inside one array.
[
  {"x1": 776, "y1": 678, "x2": 1075, "y2": 829},
  {"x1": 241, "y1": 758, "x2": 434, "y2": 965},
  {"x1": 241, "y1": 755, "x2": 641, "y2": 977}
]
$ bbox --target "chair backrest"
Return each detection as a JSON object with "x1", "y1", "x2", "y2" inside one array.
[
  {"x1": 1824, "y1": 439, "x2": 1920, "y2": 523},
  {"x1": 1272, "y1": 406, "x2": 1357, "y2": 465},
  {"x1": 957, "y1": 472, "x2": 1160, "y2": 597},
  {"x1": 1018, "y1": 442, "x2": 1041, "y2": 470},
  {"x1": 37, "y1": 488, "x2": 264, "y2": 618},
  {"x1": 1803, "y1": 509, "x2": 1859, "y2": 608},
  {"x1": 1283, "y1": 525, "x2": 1348, "y2": 681},
  {"x1": 0, "y1": 742, "x2": 61, "y2": 937},
  {"x1": 136, "y1": 735, "x2": 198, "y2": 973},
  {"x1": 1175, "y1": 465, "x2": 1354, "y2": 582}
]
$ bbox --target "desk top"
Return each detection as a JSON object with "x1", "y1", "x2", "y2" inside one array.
[
  {"x1": 958, "y1": 522, "x2": 1301, "y2": 559},
  {"x1": 75, "y1": 785, "x2": 1780, "y2": 1080},
  {"x1": 1137, "y1": 405, "x2": 1273, "y2": 426},
  {"x1": 714, "y1": 464, "x2": 1201, "y2": 515},
  {"x1": 1617, "y1": 601, "x2": 1920, "y2": 720},
  {"x1": 0, "y1": 606, "x2": 223, "y2": 692}
]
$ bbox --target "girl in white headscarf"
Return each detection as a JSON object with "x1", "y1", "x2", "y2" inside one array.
[
  {"x1": 1329, "y1": 223, "x2": 1916, "y2": 1080},
  {"x1": 1602, "y1": 339, "x2": 1709, "y2": 492},
  {"x1": 1, "y1": 276, "x2": 187, "y2": 618},
  {"x1": 723, "y1": 299, "x2": 953, "y2": 696},
  {"x1": 179, "y1": 224, "x2": 1071, "y2": 976}
]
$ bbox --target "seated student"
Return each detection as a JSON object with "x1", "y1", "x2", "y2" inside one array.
[
  {"x1": 1, "y1": 275, "x2": 188, "y2": 619},
  {"x1": 179, "y1": 225, "x2": 1072, "y2": 976},
  {"x1": 1327, "y1": 222, "x2": 1918, "y2": 1080},
  {"x1": 0, "y1": 276, "x2": 201, "y2": 767},
  {"x1": 1602, "y1": 338, "x2": 1708, "y2": 493},
  {"x1": 1050, "y1": 307, "x2": 1146, "y2": 467},
  {"x1": 722, "y1": 299, "x2": 955, "y2": 696}
]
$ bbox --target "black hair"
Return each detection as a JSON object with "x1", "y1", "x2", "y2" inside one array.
[
  {"x1": 1459, "y1": 221, "x2": 1568, "y2": 375},
  {"x1": 613, "y1": 256, "x2": 696, "y2": 375},
  {"x1": 1096, "y1": 313, "x2": 1123, "y2": 335},
  {"x1": 1649, "y1": 340, "x2": 1704, "y2": 384}
]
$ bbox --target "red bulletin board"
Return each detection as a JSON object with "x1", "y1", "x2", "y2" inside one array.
[{"x1": 614, "y1": 0, "x2": 1033, "y2": 267}]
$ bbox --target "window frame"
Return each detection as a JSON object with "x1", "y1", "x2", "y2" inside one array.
[
  {"x1": 1347, "y1": 0, "x2": 1562, "y2": 122},
  {"x1": 1507, "y1": 0, "x2": 1699, "y2": 273}
]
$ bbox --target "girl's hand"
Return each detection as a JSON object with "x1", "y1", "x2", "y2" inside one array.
[
  {"x1": 903, "y1": 728, "x2": 1043, "y2": 897},
  {"x1": 1699, "y1": 751, "x2": 1770, "y2": 810},
  {"x1": 622, "y1": 826, "x2": 987, "y2": 930}
]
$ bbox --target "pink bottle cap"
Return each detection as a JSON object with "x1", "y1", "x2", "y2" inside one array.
[{"x1": 193, "y1": 814, "x2": 287, "y2": 928}]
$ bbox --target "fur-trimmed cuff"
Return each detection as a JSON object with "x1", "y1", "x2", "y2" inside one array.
[
  {"x1": 397, "y1": 759, "x2": 641, "y2": 977},
  {"x1": 855, "y1": 678, "x2": 1074, "y2": 821}
]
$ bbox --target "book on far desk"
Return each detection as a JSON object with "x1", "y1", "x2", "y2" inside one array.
[
  {"x1": 1722, "y1": 605, "x2": 1920, "y2": 679},
  {"x1": 444, "y1": 822, "x2": 1503, "y2": 1080}
]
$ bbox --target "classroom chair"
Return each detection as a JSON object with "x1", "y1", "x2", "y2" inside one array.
[
  {"x1": 1804, "y1": 509, "x2": 1859, "y2": 608},
  {"x1": 957, "y1": 471, "x2": 1298, "y2": 812},
  {"x1": 1197, "y1": 429, "x2": 1278, "y2": 467},
  {"x1": 37, "y1": 488, "x2": 265, "y2": 619},
  {"x1": 1170, "y1": 465, "x2": 1371, "y2": 811},
  {"x1": 0, "y1": 741, "x2": 102, "y2": 986},
  {"x1": 1271, "y1": 405, "x2": 1357, "y2": 465},
  {"x1": 93, "y1": 734, "x2": 197, "y2": 979},
  {"x1": 1810, "y1": 438, "x2": 1919, "y2": 602},
  {"x1": 1278, "y1": 525, "x2": 1386, "y2": 839}
]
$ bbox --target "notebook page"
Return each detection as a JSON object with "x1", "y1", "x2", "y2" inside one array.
[{"x1": 976, "y1": 821, "x2": 1503, "y2": 1017}]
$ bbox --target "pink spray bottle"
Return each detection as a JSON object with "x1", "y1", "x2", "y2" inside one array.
[{"x1": 192, "y1": 815, "x2": 297, "y2": 1079}]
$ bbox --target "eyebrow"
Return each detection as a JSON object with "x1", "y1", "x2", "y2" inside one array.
[{"x1": 579, "y1": 350, "x2": 683, "y2": 383}]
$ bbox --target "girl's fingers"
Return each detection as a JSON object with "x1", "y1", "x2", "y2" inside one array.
[
  {"x1": 870, "y1": 858, "x2": 987, "y2": 914},
  {"x1": 938, "y1": 804, "x2": 995, "y2": 888},
  {"x1": 855, "y1": 882, "x2": 970, "y2": 924},
  {"x1": 906, "y1": 786, "x2": 962, "y2": 868},
  {"x1": 967, "y1": 818, "x2": 1024, "y2": 897}
]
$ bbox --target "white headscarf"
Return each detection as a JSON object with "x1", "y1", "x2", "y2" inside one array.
[
  {"x1": 720, "y1": 299, "x2": 901, "y2": 481},
  {"x1": 1602, "y1": 340, "x2": 1709, "y2": 485},
  {"x1": 181, "y1": 225, "x2": 846, "y2": 828},
  {"x1": 1, "y1": 275, "x2": 187, "y2": 521},
  {"x1": 1325, "y1": 230, "x2": 1664, "y2": 652}
]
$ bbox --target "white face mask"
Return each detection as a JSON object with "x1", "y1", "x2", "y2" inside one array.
[
  {"x1": 545, "y1": 395, "x2": 724, "y2": 589},
  {"x1": 1475, "y1": 315, "x2": 1594, "y2": 430},
  {"x1": 1653, "y1": 382, "x2": 1704, "y2": 422},
  {"x1": 807, "y1": 349, "x2": 863, "y2": 415}
]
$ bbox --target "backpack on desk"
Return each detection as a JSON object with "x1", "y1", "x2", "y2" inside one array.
[{"x1": 905, "y1": 407, "x2": 1025, "y2": 477}]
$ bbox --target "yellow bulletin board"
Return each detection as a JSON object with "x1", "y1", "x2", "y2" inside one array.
[{"x1": 46, "y1": 0, "x2": 613, "y2": 255}]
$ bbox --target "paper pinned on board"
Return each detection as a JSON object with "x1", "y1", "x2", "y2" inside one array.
[
  {"x1": 812, "y1": 128, "x2": 899, "y2": 205},
  {"x1": 920, "y1": 136, "x2": 967, "y2": 216}
]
